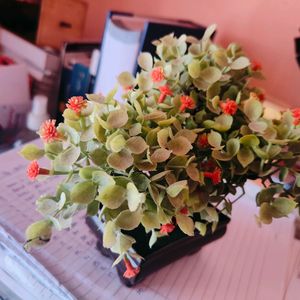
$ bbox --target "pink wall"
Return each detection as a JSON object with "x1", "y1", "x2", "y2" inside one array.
[{"x1": 83, "y1": 0, "x2": 300, "y2": 108}]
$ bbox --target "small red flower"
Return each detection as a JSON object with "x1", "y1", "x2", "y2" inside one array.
[
  {"x1": 197, "y1": 134, "x2": 209, "y2": 148},
  {"x1": 123, "y1": 257, "x2": 140, "y2": 279},
  {"x1": 66, "y1": 96, "x2": 87, "y2": 114},
  {"x1": 180, "y1": 95, "x2": 196, "y2": 112},
  {"x1": 257, "y1": 93, "x2": 265, "y2": 101},
  {"x1": 292, "y1": 108, "x2": 300, "y2": 125},
  {"x1": 180, "y1": 207, "x2": 189, "y2": 215},
  {"x1": 204, "y1": 168, "x2": 222, "y2": 184},
  {"x1": 252, "y1": 61, "x2": 262, "y2": 72},
  {"x1": 160, "y1": 223, "x2": 175, "y2": 235},
  {"x1": 39, "y1": 119, "x2": 60, "y2": 143},
  {"x1": 151, "y1": 67, "x2": 164, "y2": 82},
  {"x1": 124, "y1": 85, "x2": 133, "y2": 92},
  {"x1": 158, "y1": 85, "x2": 173, "y2": 103},
  {"x1": 220, "y1": 99, "x2": 238, "y2": 115},
  {"x1": 27, "y1": 160, "x2": 49, "y2": 180}
]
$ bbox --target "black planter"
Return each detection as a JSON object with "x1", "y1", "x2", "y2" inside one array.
[{"x1": 86, "y1": 213, "x2": 230, "y2": 287}]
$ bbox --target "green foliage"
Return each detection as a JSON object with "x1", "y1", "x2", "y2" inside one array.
[{"x1": 21, "y1": 24, "x2": 300, "y2": 272}]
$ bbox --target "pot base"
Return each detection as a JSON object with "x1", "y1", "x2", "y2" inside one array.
[{"x1": 86, "y1": 213, "x2": 230, "y2": 287}]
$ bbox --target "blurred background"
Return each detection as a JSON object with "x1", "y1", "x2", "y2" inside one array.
[{"x1": 0, "y1": 0, "x2": 299, "y2": 150}]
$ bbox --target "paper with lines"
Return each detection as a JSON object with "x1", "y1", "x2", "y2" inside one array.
[{"x1": 0, "y1": 144, "x2": 296, "y2": 300}]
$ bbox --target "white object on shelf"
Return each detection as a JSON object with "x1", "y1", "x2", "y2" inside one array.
[{"x1": 26, "y1": 95, "x2": 49, "y2": 131}]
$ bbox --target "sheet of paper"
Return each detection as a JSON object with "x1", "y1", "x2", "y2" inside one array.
[{"x1": 0, "y1": 143, "x2": 296, "y2": 300}]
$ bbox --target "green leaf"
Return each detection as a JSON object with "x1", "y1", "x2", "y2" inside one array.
[
  {"x1": 118, "y1": 233, "x2": 136, "y2": 254},
  {"x1": 167, "y1": 136, "x2": 192, "y2": 156},
  {"x1": 25, "y1": 220, "x2": 52, "y2": 249},
  {"x1": 80, "y1": 126, "x2": 94, "y2": 142},
  {"x1": 208, "y1": 130, "x2": 222, "y2": 149},
  {"x1": 227, "y1": 138, "x2": 240, "y2": 156},
  {"x1": 142, "y1": 212, "x2": 160, "y2": 231},
  {"x1": 137, "y1": 52, "x2": 153, "y2": 71},
  {"x1": 92, "y1": 171, "x2": 115, "y2": 187},
  {"x1": 176, "y1": 214, "x2": 194, "y2": 236},
  {"x1": 126, "y1": 136, "x2": 148, "y2": 154},
  {"x1": 150, "y1": 170, "x2": 171, "y2": 182},
  {"x1": 97, "y1": 184, "x2": 126, "y2": 209},
  {"x1": 56, "y1": 145, "x2": 80, "y2": 166},
  {"x1": 89, "y1": 148, "x2": 108, "y2": 166},
  {"x1": 188, "y1": 60, "x2": 201, "y2": 79},
  {"x1": 130, "y1": 173, "x2": 150, "y2": 192},
  {"x1": 279, "y1": 167, "x2": 289, "y2": 182},
  {"x1": 93, "y1": 117, "x2": 106, "y2": 143},
  {"x1": 248, "y1": 120, "x2": 268, "y2": 133},
  {"x1": 237, "y1": 147, "x2": 255, "y2": 168},
  {"x1": 166, "y1": 180, "x2": 187, "y2": 197},
  {"x1": 115, "y1": 209, "x2": 142, "y2": 230},
  {"x1": 103, "y1": 221, "x2": 116, "y2": 248},
  {"x1": 87, "y1": 200, "x2": 100, "y2": 216},
  {"x1": 272, "y1": 197, "x2": 297, "y2": 217},
  {"x1": 63, "y1": 108, "x2": 80, "y2": 121},
  {"x1": 127, "y1": 182, "x2": 145, "y2": 212},
  {"x1": 195, "y1": 222, "x2": 207, "y2": 236},
  {"x1": 213, "y1": 114, "x2": 233, "y2": 132},
  {"x1": 79, "y1": 166, "x2": 100, "y2": 180},
  {"x1": 212, "y1": 49, "x2": 228, "y2": 67},
  {"x1": 149, "y1": 230, "x2": 157, "y2": 248},
  {"x1": 117, "y1": 71, "x2": 135, "y2": 88},
  {"x1": 205, "y1": 207, "x2": 219, "y2": 222},
  {"x1": 20, "y1": 144, "x2": 44, "y2": 161},
  {"x1": 70, "y1": 181, "x2": 97, "y2": 204},
  {"x1": 240, "y1": 135, "x2": 260, "y2": 147},
  {"x1": 200, "y1": 67, "x2": 222, "y2": 84},
  {"x1": 107, "y1": 149, "x2": 133, "y2": 171},
  {"x1": 230, "y1": 56, "x2": 250, "y2": 70},
  {"x1": 107, "y1": 109, "x2": 128, "y2": 129},
  {"x1": 256, "y1": 185, "x2": 283, "y2": 205},
  {"x1": 151, "y1": 148, "x2": 172, "y2": 163},
  {"x1": 109, "y1": 134, "x2": 126, "y2": 153},
  {"x1": 244, "y1": 98, "x2": 263, "y2": 121},
  {"x1": 57, "y1": 123, "x2": 80, "y2": 145},
  {"x1": 44, "y1": 141, "x2": 63, "y2": 155},
  {"x1": 138, "y1": 72, "x2": 153, "y2": 92},
  {"x1": 129, "y1": 123, "x2": 142, "y2": 136},
  {"x1": 259, "y1": 202, "x2": 273, "y2": 224}
]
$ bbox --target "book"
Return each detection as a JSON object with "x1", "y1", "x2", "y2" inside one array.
[{"x1": 93, "y1": 11, "x2": 207, "y2": 100}]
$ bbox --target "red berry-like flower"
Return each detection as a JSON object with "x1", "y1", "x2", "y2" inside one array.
[
  {"x1": 180, "y1": 95, "x2": 196, "y2": 112},
  {"x1": 151, "y1": 67, "x2": 164, "y2": 82},
  {"x1": 257, "y1": 93, "x2": 265, "y2": 101},
  {"x1": 27, "y1": 160, "x2": 49, "y2": 180},
  {"x1": 204, "y1": 168, "x2": 222, "y2": 185},
  {"x1": 123, "y1": 85, "x2": 133, "y2": 92},
  {"x1": 292, "y1": 108, "x2": 300, "y2": 126},
  {"x1": 66, "y1": 96, "x2": 87, "y2": 114},
  {"x1": 158, "y1": 85, "x2": 173, "y2": 103},
  {"x1": 160, "y1": 223, "x2": 175, "y2": 235},
  {"x1": 180, "y1": 207, "x2": 189, "y2": 215},
  {"x1": 123, "y1": 257, "x2": 140, "y2": 279},
  {"x1": 252, "y1": 61, "x2": 262, "y2": 71},
  {"x1": 27, "y1": 160, "x2": 39, "y2": 180},
  {"x1": 39, "y1": 119, "x2": 60, "y2": 143},
  {"x1": 197, "y1": 134, "x2": 209, "y2": 148},
  {"x1": 220, "y1": 99, "x2": 238, "y2": 115}
]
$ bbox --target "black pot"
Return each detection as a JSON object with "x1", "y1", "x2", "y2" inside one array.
[{"x1": 86, "y1": 213, "x2": 230, "y2": 287}]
